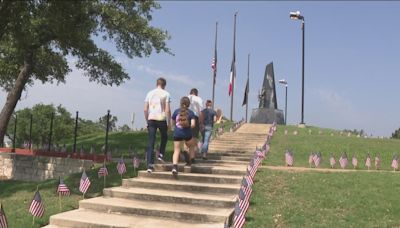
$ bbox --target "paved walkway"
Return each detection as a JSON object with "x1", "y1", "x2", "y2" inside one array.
[{"x1": 44, "y1": 123, "x2": 270, "y2": 228}]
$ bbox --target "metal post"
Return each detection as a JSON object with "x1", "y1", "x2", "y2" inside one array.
[
  {"x1": 105, "y1": 110, "x2": 110, "y2": 156},
  {"x1": 29, "y1": 113, "x2": 33, "y2": 149},
  {"x1": 245, "y1": 53, "x2": 250, "y2": 123},
  {"x1": 212, "y1": 22, "x2": 218, "y2": 110},
  {"x1": 285, "y1": 85, "x2": 288, "y2": 125},
  {"x1": 48, "y1": 112, "x2": 54, "y2": 152},
  {"x1": 300, "y1": 20, "x2": 305, "y2": 125},
  {"x1": 230, "y1": 12, "x2": 237, "y2": 121},
  {"x1": 73, "y1": 111, "x2": 79, "y2": 153},
  {"x1": 13, "y1": 114, "x2": 17, "y2": 150}
]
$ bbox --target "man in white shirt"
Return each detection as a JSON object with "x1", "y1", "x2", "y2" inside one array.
[
  {"x1": 184, "y1": 88, "x2": 203, "y2": 165},
  {"x1": 144, "y1": 77, "x2": 171, "y2": 173}
]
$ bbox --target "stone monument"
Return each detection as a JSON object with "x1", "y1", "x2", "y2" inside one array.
[{"x1": 250, "y1": 62, "x2": 285, "y2": 124}]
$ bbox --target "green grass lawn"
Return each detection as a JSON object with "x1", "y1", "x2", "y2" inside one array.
[
  {"x1": 266, "y1": 125, "x2": 400, "y2": 170},
  {"x1": 246, "y1": 169, "x2": 400, "y2": 228},
  {"x1": 0, "y1": 161, "x2": 144, "y2": 228},
  {"x1": 0, "y1": 121, "x2": 234, "y2": 227}
]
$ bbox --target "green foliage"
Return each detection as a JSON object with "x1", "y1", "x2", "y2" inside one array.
[
  {"x1": 6, "y1": 104, "x2": 74, "y2": 147},
  {"x1": 98, "y1": 114, "x2": 118, "y2": 132},
  {"x1": 391, "y1": 128, "x2": 400, "y2": 139},
  {"x1": 118, "y1": 124, "x2": 131, "y2": 132},
  {"x1": 0, "y1": 0, "x2": 170, "y2": 90}
]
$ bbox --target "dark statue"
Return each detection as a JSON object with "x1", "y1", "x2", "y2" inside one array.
[{"x1": 250, "y1": 62, "x2": 284, "y2": 124}]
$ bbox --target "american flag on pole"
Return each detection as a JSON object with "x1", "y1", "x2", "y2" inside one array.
[
  {"x1": 57, "y1": 177, "x2": 70, "y2": 196},
  {"x1": 133, "y1": 155, "x2": 140, "y2": 169},
  {"x1": 391, "y1": 155, "x2": 398, "y2": 171},
  {"x1": 308, "y1": 152, "x2": 315, "y2": 167},
  {"x1": 0, "y1": 203, "x2": 8, "y2": 228},
  {"x1": 313, "y1": 152, "x2": 322, "y2": 168},
  {"x1": 365, "y1": 154, "x2": 371, "y2": 169},
  {"x1": 238, "y1": 189, "x2": 249, "y2": 213},
  {"x1": 117, "y1": 157, "x2": 127, "y2": 175},
  {"x1": 79, "y1": 170, "x2": 91, "y2": 194},
  {"x1": 233, "y1": 200, "x2": 245, "y2": 228},
  {"x1": 98, "y1": 163, "x2": 108, "y2": 178},
  {"x1": 352, "y1": 154, "x2": 358, "y2": 169},
  {"x1": 285, "y1": 150, "x2": 294, "y2": 166},
  {"x1": 29, "y1": 190, "x2": 45, "y2": 218},
  {"x1": 245, "y1": 175, "x2": 253, "y2": 186},
  {"x1": 329, "y1": 154, "x2": 336, "y2": 168},
  {"x1": 339, "y1": 152, "x2": 348, "y2": 169},
  {"x1": 375, "y1": 155, "x2": 381, "y2": 170}
]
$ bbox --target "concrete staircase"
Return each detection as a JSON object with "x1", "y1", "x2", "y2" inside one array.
[{"x1": 44, "y1": 123, "x2": 270, "y2": 228}]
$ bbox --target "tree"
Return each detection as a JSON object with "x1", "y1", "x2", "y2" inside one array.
[
  {"x1": 0, "y1": 1, "x2": 170, "y2": 143},
  {"x1": 98, "y1": 114, "x2": 118, "y2": 132},
  {"x1": 392, "y1": 128, "x2": 400, "y2": 139},
  {"x1": 6, "y1": 104, "x2": 74, "y2": 147},
  {"x1": 119, "y1": 124, "x2": 131, "y2": 132}
]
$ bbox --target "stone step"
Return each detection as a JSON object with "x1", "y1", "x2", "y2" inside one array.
[
  {"x1": 122, "y1": 178, "x2": 240, "y2": 194},
  {"x1": 103, "y1": 186, "x2": 237, "y2": 208},
  {"x1": 206, "y1": 151, "x2": 256, "y2": 157},
  {"x1": 47, "y1": 209, "x2": 225, "y2": 228},
  {"x1": 154, "y1": 163, "x2": 247, "y2": 176},
  {"x1": 196, "y1": 159, "x2": 250, "y2": 166},
  {"x1": 138, "y1": 171, "x2": 242, "y2": 184},
  {"x1": 208, "y1": 149, "x2": 256, "y2": 154},
  {"x1": 195, "y1": 154, "x2": 252, "y2": 162},
  {"x1": 79, "y1": 197, "x2": 233, "y2": 223}
]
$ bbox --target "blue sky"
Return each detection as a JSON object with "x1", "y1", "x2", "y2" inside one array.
[{"x1": 1, "y1": 1, "x2": 400, "y2": 137}]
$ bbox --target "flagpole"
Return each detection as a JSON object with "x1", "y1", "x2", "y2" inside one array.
[
  {"x1": 246, "y1": 53, "x2": 250, "y2": 122},
  {"x1": 212, "y1": 21, "x2": 218, "y2": 110},
  {"x1": 230, "y1": 12, "x2": 237, "y2": 121}
]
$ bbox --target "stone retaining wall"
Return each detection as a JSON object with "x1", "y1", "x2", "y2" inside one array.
[{"x1": 0, "y1": 153, "x2": 93, "y2": 181}]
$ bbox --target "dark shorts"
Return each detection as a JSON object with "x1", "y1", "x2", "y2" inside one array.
[
  {"x1": 191, "y1": 116, "x2": 200, "y2": 138},
  {"x1": 174, "y1": 136, "x2": 193, "y2": 141}
]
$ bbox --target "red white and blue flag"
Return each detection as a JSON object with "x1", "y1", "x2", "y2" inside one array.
[
  {"x1": 339, "y1": 152, "x2": 348, "y2": 169},
  {"x1": 79, "y1": 170, "x2": 91, "y2": 194},
  {"x1": 392, "y1": 155, "x2": 399, "y2": 170},
  {"x1": 313, "y1": 152, "x2": 322, "y2": 168},
  {"x1": 0, "y1": 203, "x2": 8, "y2": 228},
  {"x1": 133, "y1": 155, "x2": 140, "y2": 169},
  {"x1": 352, "y1": 154, "x2": 358, "y2": 168},
  {"x1": 98, "y1": 163, "x2": 108, "y2": 178},
  {"x1": 375, "y1": 155, "x2": 381, "y2": 170},
  {"x1": 57, "y1": 177, "x2": 70, "y2": 196},
  {"x1": 329, "y1": 154, "x2": 336, "y2": 168},
  {"x1": 29, "y1": 190, "x2": 45, "y2": 218},
  {"x1": 285, "y1": 150, "x2": 294, "y2": 166},
  {"x1": 117, "y1": 157, "x2": 127, "y2": 175},
  {"x1": 365, "y1": 153, "x2": 371, "y2": 169},
  {"x1": 233, "y1": 200, "x2": 245, "y2": 228}
]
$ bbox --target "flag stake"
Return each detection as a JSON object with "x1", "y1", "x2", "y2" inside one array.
[{"x1": 59, "y1": 192, "x2": 62, "y2": 212}]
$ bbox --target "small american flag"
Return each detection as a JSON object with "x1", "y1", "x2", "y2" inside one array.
[
  {"x1": 313, "y1": 152, "x2": 322, "y2": 168},
  {"x1": 117, "y1": 157, "x2": 127, "y2": 175},
  {"x1": 79, "y1": 170, "x2": 91, "y2": 194},
  {"x1": 391, "y1": 155, "x2": 398, "y2": 171},
  {"x1": 57, "y1": 177, "x2": 70, "y2": 196},
  {"x1": 234, "y1": 200, "x2": 245, "y2": 228},
  {"x1": 285, "y1": 150, "x2": 294, "y2": 166},
  {"x1": 133, "y1": 155, "x2": 140, "y2": 169},
  {"x1": 245, "y1": 175, "x2": 253, "y2": 186},
  {"x1": 375, "y1": 155, "x2": 381, "y2": 170},
  {"x1": 0, "y1": 203, "x2": 8, "y2": 228},
  {"x1": 308, "y1": 153, "x2": 315, "y2": 167},
  {"x1": 339, "y1": 152, "x2": 348, "y2": 169},
  {"x1": 29, "y1": 190, "x2": 45, "y2": 218},
  {"x1": 329, "y1": 154, "x2": 336, "y2": 168},
  {"x1": 352, "y1": 154, "x2": 358, "y2": 168},
  {"x1": 365, "y1": 154, "x2": 371, "y2": 169},
  {"x1": 98, "y1": 164, "x2": 108, "y2": 178}
]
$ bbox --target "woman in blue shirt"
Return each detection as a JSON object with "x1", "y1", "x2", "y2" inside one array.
[{"x1": 171, "y1": 96, "x2": 196, "y2": 175}]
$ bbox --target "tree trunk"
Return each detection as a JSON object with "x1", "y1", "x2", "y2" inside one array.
[{"x1": 0, "y1": 53, "x2": 33, "y2": 146}]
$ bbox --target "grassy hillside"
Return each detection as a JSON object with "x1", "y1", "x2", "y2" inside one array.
[
  {"x1": 0, "y1": 121, "x2": 234, "y2": 227},
  {"x1": 266, "y1": 125, "x2": 400, "y2": 170}
]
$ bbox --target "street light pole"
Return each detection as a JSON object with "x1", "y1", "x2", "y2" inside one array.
[{"x1": 290, "y1": 11, "x2": 305, "y2": 126}]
